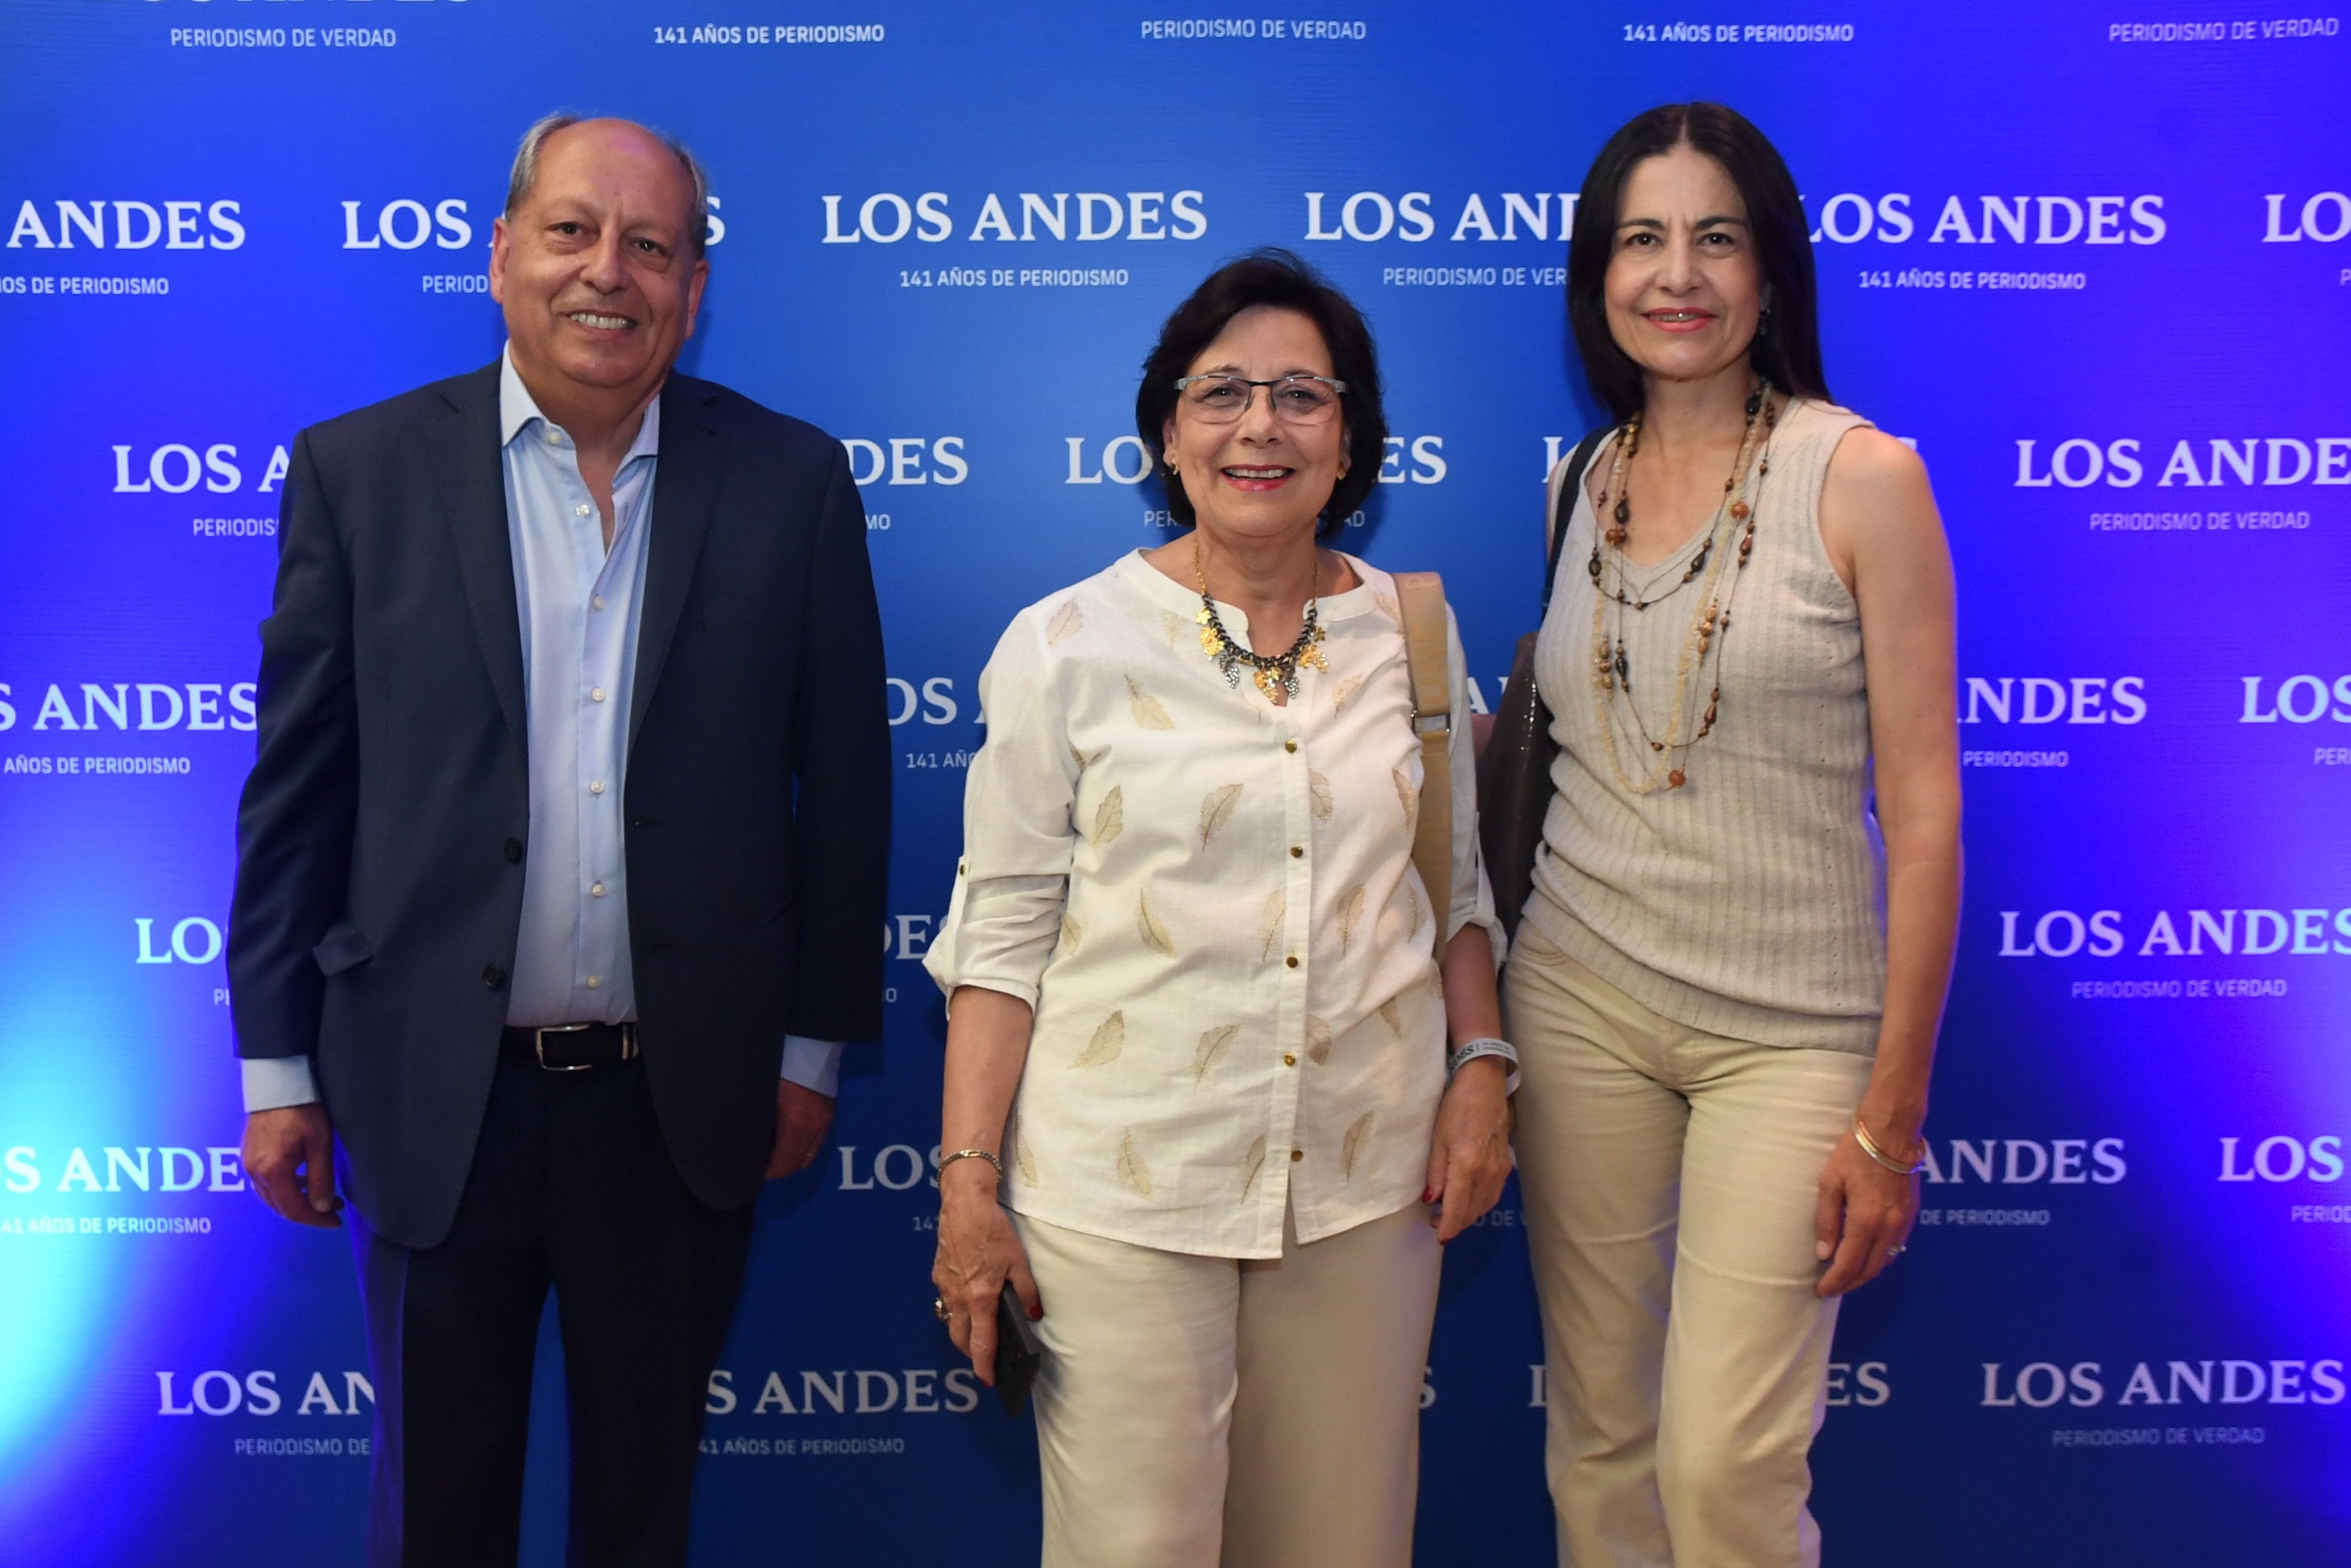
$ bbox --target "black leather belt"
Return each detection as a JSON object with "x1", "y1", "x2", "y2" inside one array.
[{"x1": 501, "y1": 1022, "x2": 640, "y2": 1072}]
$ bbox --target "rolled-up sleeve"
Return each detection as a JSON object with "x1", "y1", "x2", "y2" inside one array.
[
  {"x1": 922, "y1": 608, "x2": 1080, "y2": 1010},
  {"x1": 1442, "y1": 607, "x2": 1505, "y2": 969}
]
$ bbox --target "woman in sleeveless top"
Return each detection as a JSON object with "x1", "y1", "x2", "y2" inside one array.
[{"x1": 1506, "y1": 105, "x2": 1961, "y2": 1567}]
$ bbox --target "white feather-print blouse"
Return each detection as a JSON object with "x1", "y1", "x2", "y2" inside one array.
[{"x1": 924, "y1": 550, "x2": 1500, "y2": 1259}]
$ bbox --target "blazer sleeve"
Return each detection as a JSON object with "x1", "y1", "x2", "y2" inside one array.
[
  {"x1": 782, "y1": 442, "x2": 892, "y2": 1043},
  {"x1": 227, "y1": 428, "x2": 361, "y2": 1062}
]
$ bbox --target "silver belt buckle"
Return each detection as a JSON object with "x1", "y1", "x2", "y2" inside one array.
[{"x1": 534, "y1": 1022, "x2": 595, "y2": 1072}]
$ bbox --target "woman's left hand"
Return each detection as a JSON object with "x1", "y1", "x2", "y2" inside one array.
[
  {"x1": 1424, "y1": 1058, "x2": 1513, "y2": 1243},
  {"x1": 1813, "y1": 1132, "x2": 1920, "y2": 1296}
]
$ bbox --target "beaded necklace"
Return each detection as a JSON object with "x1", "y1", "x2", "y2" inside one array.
[
  {"x1": 1587, "y1": 381, "x2": 1780, "y2": 793},
  {"x1": 1194, "y1": 537, "x2": 1329, "y2": 702}
]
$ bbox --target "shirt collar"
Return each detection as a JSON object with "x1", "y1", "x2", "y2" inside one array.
[
  {"x1": 498, "y1": 342, "x2": 662, "y2": 463},
  {"x1": 1113, "y1": 547, "x2": 1383, "y2": 628}
]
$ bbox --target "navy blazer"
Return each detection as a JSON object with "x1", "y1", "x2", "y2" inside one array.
[{"x1": 228, "y1": 361, "x2": 891, "y2": 1249}]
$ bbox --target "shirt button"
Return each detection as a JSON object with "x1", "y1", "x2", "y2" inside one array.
[
  {"x1": 541, "y1": 430, "x2": 559, "y2": 446},
  {"x1": 1289, "y1": 845, "x2": 1303, "y2": 859},
  {"x1": 1283, "y1": 738, "x2": 1298, "y2": 753},
  {"x1": 591, "y1": 882, "x2": 606, "y2": 898},
  {"x1": 589, "y1": 780, "x2": 606, "y2": 795},
  {"x1": 586, "y1": 975, "x2": 600, "y2": 989},
  {"x1": 1290, "y1": 1148, "x2": 1304, "y2": 1162},
  {"x1": 1283, "y1": 1054, "x2": 1296, "y2": 1067},
  {"x1": 592, "y1": 595, "x2": 605, "y2": 611},
  {"x1": 574, "y1": 503, "x2": 591, "y2": 518},
  {"x1": 1285, "y1": 955, "x2": 1299, "y2": 969},
  {"x1": 591, "y1": 687, "x2": 607, "y2": 703}
]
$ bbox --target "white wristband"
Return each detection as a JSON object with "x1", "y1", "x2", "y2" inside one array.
[{"x1": 1447, "y1": 1037, "x2": 1520, "y2": 1096}]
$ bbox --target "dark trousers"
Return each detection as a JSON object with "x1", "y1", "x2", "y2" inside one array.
[{"x1": 350, "y1": 1055, "x2": 756, "y2": 1568}]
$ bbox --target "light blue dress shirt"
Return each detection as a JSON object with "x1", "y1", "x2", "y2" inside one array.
[
  {"x1": 242, "y1": 347, "x2": 839, "y2": 1111},
  {"x1": 500, "y1": 344, "x2": 660, "y2": 1028}
]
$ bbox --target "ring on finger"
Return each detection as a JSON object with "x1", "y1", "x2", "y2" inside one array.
[{"x1": 932, "y1": 1294, "x2": 952, "y2": 1321}]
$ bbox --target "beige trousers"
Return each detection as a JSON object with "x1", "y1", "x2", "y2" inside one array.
[
  {"x1": 1503, "y1": 926, "x2": 1874, "y2": 1568},
  {"x1": 1011, "y1": 1201, "x2": 1440, "y2": 1568}
]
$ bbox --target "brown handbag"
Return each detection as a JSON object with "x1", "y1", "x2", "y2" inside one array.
[{"x1": 1478, "y1": 427, "x2": 1610, "y2": 942}]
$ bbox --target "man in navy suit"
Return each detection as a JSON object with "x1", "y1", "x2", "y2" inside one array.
[{"x1": 228, "y1": 115, "x2": 889, "y2": 1566}]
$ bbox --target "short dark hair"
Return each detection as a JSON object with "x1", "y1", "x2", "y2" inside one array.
[
  {"x1": 1565, "y1": 103, "x2": 1830, "y2": 421},
  {"x1": 506, "y1": 113, "x2": 711, "y2": 257},
  {"x1": 1135, "y1": 249, "x2": 1386, "y2": 537}
]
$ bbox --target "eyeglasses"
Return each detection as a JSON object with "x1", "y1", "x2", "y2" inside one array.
[{"x1": 1171, "y1": 373, "x2": 1347, "y2": 425}]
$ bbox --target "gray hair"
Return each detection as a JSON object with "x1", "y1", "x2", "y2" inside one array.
[{"x1": 504, "y1": 113, "x2": 711, "y2": 255}]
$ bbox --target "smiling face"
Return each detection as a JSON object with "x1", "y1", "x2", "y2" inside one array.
[
  {"x1": 490, "y1": 119, "x2": 707, "y2": 418},
  {"x1": 1161, "y1": 305, "x2": 1350, "y2": 550},
  {"x1": 1603, "y1": 142, "x2": 1765, "y2": 392}
]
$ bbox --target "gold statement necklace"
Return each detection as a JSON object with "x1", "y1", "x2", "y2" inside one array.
[
  {"x1": 1195, "y1": 536, "x2": 1329, "y2": 701},
  {"x1": 1587, "y1": 380, "x2": 1779, "y2": 793}
]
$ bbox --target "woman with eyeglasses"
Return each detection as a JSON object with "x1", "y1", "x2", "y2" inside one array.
[{"x1": 922, "y1": 249, "x2": 1512, "y2": 1568}]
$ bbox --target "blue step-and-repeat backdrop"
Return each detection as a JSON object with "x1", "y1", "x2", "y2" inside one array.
[{"x1": 2, "y1": 2, "x2": 2347, "y2": 1563}]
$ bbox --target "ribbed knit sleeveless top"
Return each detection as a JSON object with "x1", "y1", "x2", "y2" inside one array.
[{"x1": 1523, "y1": 398, "x2": 1886, "y2": 1054}]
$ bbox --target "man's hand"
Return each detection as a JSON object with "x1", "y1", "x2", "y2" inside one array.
[
  {"x1": 242, "y1": 1105, "x2": 342, "y2": 1228},
  {"x1": 765, "y1": 1080, "x2": 835, "y2": 1178}
]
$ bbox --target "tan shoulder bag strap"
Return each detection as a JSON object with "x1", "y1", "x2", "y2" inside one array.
[{"x1": 1391, "y1": 570, "x2": 1453, "y2": 959}]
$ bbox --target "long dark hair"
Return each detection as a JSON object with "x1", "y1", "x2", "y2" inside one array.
[
  {"x1": 1136, "y1": 248, "x2": 1387, "y2": 537},
  {"x1": 1565, "y1": 103, "x2": 1830, "y2": 421}
]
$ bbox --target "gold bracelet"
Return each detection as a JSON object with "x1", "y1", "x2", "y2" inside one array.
[
  {"x1": 1851, "y1": 1114, "x2": 1925, "y2": 1176},
  {"x1": 938, "y1": 1148, "x2": 1004, "y2": 1182}
]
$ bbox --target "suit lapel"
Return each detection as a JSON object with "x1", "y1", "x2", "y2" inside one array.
[
  {"x1": 432, "y1": 363, "x2": 529, "y2": 761},
  {"x1": 630, "y1": 375, "x2": 723, "y2": 753}
]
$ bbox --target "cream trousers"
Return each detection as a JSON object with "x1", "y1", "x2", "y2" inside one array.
[
  {"x1": 1503, "y1": 924, "x2": 1874, "y2": 1568},
  {"x1": 1011, "y1": 1200, "x2": 1440, "y2": 1568}
]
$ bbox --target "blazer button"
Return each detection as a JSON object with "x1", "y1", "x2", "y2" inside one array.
[
  {"x1": 482, "y1": 963, "x2": 507, "y2": 989},
  {"x1": 503, "y1": 837, "x2": 524, "y2": 864}
]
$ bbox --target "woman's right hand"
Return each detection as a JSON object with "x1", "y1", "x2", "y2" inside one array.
[{"x1": 931, "y1": 1160, "x2": 1043, "y2": 1385}]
